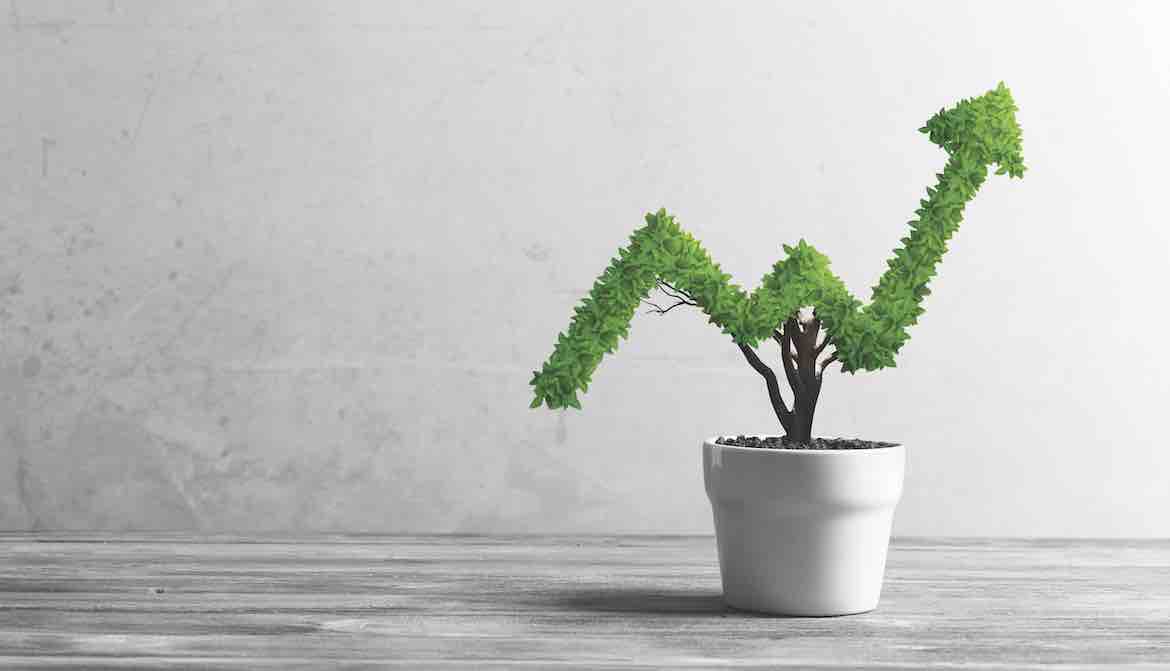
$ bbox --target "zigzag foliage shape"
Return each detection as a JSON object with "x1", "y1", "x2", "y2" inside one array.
[{"x1": 531, "y1": 83, "x2": 1025, "y2": 410}]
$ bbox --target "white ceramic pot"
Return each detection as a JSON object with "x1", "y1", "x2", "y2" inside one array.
[{"x1": 703, "y1": 437, "x2": 905, "y2": 616}]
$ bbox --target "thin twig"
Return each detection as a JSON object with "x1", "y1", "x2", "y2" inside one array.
[
  {"x1": 643, "y1": 299, "x2": 694, "y2": 315},
  {"x1": 818, "y1": 352, "x2": 839, "y2": 378},
  {"x1": 643, "y1": 281, "x2": 698, "y2": 315},
  {"x1": 656, "y1": 285, "x2": 686, "y2": 302},
  {"x1": 814, "y1": 334, "x2": 833, "y2": 357},
  {"x1": 657, "y1": 280, "x2": 697, "y2": 304},
  {"x1": 658, "y1": 279, "x2": 687, "y2": 295}
]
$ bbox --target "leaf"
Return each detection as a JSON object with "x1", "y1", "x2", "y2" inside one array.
[{"x1": 529, "y1": 83, "x2": 1025, "y2": 411}]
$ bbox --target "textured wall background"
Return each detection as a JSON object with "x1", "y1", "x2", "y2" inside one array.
[{"x1": 2, "y1": 1, "x2": 1168, "y2": 535}]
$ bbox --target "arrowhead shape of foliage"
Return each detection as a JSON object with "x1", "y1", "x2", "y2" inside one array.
[{"x1": 531, "y1": 83, "x2": 1026, "y2": 411}]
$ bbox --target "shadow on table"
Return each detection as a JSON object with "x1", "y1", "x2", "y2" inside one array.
[{"x1": 541, "y1": 587, "x2": 772, "y2": 617}]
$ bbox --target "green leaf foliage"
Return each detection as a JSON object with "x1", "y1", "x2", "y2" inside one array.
[{"x1": 530, "y1": 83, "x2": 1026, "y2": 410}]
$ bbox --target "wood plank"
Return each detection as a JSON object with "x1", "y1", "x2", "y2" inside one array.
[{"x1": 0, "y1": 535, "x2": 1167, "y2": 668}]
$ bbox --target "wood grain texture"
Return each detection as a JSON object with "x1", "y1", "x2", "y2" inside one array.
[{"x1": 0, "y1": 534, "x2": 1167, "y2": 669}]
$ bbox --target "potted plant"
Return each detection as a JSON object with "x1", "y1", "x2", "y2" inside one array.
[{"x1": 530, "y1": 83, "x2": 1026, "y2": 615}]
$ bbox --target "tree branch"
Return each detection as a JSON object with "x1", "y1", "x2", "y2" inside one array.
[
  {"x1": 814, "y1": 334, "x2": 833, "y2": 357},
  {"x1": 657, "y1": 280, "x2": 695, "y2": 303},
  {"x1": 818, "y1": 352, "x2": 840, "y2": 378},
  {"x1": 780, "y1": 319, "x2": 804, "y2": 395},
  {"x1": 805, "y1": 317, "x2": 821, "y2": 347},
  {"x1": 737, "y1": 342, "x2": 792, "y2": 432},
  {"x1": 642, "y1": 298, "x2": 695, "y2": 315},
  {"x1": 643, "y1": 281, "x2": 698, "y2": 315}
]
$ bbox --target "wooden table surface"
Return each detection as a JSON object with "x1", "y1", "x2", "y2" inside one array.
[{"x1": 0, "y1": 534, "x2": 1167, "y2": 669}]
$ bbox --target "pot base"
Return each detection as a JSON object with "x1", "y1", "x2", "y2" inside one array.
[{"x1": 725, "y1": 602, "x2": 876, "y2": 618}]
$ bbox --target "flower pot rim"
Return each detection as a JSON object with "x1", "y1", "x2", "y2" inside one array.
[{"x1": 704, "y1": 435, "x2": 903, "y2": 454}]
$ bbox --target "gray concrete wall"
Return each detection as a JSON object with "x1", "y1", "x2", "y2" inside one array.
[{"x1": 2, "y1": 1, "x2": 1168, "y2": 535}]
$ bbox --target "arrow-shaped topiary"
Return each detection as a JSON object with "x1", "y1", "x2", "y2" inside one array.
[{"x1": 531, "y1": 83, "x2": 1026, "y2": 443}]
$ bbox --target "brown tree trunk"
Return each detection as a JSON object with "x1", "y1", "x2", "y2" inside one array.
[
  {"x1": 788, "y1": 395, "x2": 816, "y2": 444},
  {"x1": 778, "y1": 316, "x2": 828, "y2": 444},
  {"x1": 734, "y1": 312, "x2": 837, "y2": 444}
]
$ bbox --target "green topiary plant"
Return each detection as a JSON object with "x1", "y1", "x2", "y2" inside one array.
[{"x1": 530, "y1": 83, "x2": 1025, "y2": 444}]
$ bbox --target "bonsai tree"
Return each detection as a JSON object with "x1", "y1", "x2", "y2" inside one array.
[{"x1": 530, "y1": 83, "x2": 1025, "y2": 444}]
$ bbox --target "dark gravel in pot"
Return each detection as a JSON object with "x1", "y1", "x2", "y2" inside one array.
[{"x1": 715, "y1": 435, "x2": 899, "y2": 450}]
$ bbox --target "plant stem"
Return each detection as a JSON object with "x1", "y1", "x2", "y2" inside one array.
[{"x1": 781, "y1": 316, "x2": 830, "y2": 443}]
